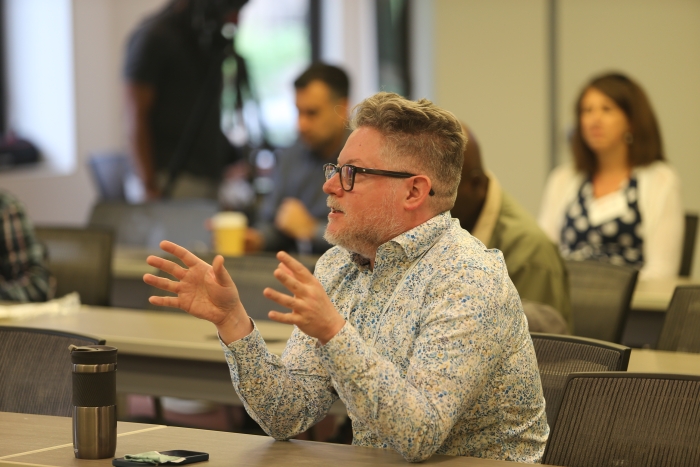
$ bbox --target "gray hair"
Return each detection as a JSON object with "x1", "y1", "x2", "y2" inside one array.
[{"x1": 349, "y1": 92, "x2": 466, "y2": 213}]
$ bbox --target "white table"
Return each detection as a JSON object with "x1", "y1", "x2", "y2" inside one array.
[{"x1": 630, "y1": 277, "x2": 700, "y2": 312}]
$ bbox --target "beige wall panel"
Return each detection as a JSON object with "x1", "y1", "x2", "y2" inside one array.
[{"x1": 434, "y1": 0, "x2": 549, "y2": 216}]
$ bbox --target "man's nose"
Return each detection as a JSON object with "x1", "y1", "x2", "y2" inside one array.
[
  {"x1": 298, "y1": 115, "x2": 310, "y2": 133},
  {"x1": 323, "y1": 171, "x2": 343, "y2": 195}
]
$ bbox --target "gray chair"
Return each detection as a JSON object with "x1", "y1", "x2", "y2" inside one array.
[
  {"x1": 680, "y1": 213, "x2": 698, "y2": 277},
  {"x1": 566, "y1": 260, "x2": 639, "y2": 343},
  {"x1": 530, "y1": 332, "x2": 631, "y2": 429},
  {"x1": 0, "y1": 326, "x2": 104, "y2": 416},
  {"x1": 543, "y1": 372, "x2": 700, "y2": 467},
  {"x1": 88, "y1": 199, "x2": 219, "y2": 251},
  {"x1": 656, "y1": 285, "x2": 700, "y2": 353},
  {"x1": 35, "y1": 226, "x2": 114, "y2": 306}
]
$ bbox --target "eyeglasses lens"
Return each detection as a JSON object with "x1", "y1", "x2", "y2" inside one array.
[
  {"x1": 324, "y1": 164, "x2": 336, "y2": 181},
  {"x1": 340, "y1": 165, "x2": 354, "y2": 190}
]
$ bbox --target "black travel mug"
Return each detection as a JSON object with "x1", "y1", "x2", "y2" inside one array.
[{"x1": 70, "y1": 345, "x2": 118, "y2": 459}]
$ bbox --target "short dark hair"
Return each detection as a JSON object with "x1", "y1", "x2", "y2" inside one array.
[
  {"x1": 294, "y1": 63, "x2": 350, "y2": 99},
  {"x1": 571, "y1": 72, "x2": 664, "y2": 175}
]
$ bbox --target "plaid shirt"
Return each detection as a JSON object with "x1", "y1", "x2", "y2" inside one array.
[{"x1": 0, "y1": 191, "x2": 53, "y2": 302}]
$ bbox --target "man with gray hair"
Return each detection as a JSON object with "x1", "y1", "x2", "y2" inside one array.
[{"x1": 145, "y1": 92, "x2": 548, "y2": 463}]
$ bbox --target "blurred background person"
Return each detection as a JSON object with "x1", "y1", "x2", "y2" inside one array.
[
  {"x1": 246, "y1": 63, "x2": 350, "y2": 254},
  {"x1": 0, "y1": 191, "x2": 54, "y2": 302},
  {"x1": 124, "y1": 0, "x2": 248, "y2": 200},
  {"x1": 539, "y1": 72, "x2": 683, "y2": 280},
  {"x1": 451, "y1": 125, "x2": 571, "y2": 330}
]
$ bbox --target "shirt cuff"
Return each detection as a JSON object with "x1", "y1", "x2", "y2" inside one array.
[{"x1": 219, "y1": 318, "x2": 266, "y2": 364}]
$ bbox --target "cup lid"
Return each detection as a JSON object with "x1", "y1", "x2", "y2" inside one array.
[
  {"x1": 212, "y1": 211, "x2": 247, "y2": 228},
  {"x1": 70, "y1": 345, "x2": 117, "y2": 364}
]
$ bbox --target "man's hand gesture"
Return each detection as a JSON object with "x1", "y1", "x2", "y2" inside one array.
[
  {"x1": 264, "y1": 251, "x2": 345, "y2": 344},
  {"x1": 143, "y1": 240, "x2": 252, "y2": 343}
]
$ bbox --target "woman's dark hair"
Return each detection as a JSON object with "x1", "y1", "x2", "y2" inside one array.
[{"x1": 571, "y1": 72, "x2": 664, "y2": 175}]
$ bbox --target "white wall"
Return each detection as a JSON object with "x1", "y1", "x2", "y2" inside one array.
[
  {"x1": 3, "y1": 0, "x2": 75, "y2": 174},
  {"x1": 434, "y1": 0, "x2": 550, "y2": 216}
]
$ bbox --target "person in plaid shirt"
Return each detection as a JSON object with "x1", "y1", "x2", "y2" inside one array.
[{"x1": 0, "y1": 191, "x2": 54, "y2": 302}]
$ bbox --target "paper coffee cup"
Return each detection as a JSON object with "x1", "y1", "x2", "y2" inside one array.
[{"x1": 212, "y1": 211, "x2": 247, "y2": 257}]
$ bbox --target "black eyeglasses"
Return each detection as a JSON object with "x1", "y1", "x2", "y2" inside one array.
[{"x1": 323, "y1": 163, "x2": 434, "y2": 196}]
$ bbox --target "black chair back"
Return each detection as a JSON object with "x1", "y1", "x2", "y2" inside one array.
[
  {"x1": 566, "y1": 260, "x2": 638, "y2": 343},
  {"x1": 680, "y1": 213, "x2": 698, "y2": 277},
  {"x1": 657, "y1": 285, "x2": 700, "y2": 353},
  {"x1": 530, "y1": 332, "x2": 630, "y2": 429},
  {"x1": 543, "y1": 372, "x2": 700, "y2": 467},
  {"x1": 35, "y1": 226, "x2": 114, "y2": 306},
  {"x1": 0, "y1": 326, "x2": 104, "y2": 416}
]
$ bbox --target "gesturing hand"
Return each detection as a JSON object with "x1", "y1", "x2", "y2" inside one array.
[
  {"x1": 143, "y1": 240, "x2": 252, "y2": 343},
  {"x1": 264, "y1": 251, "x2": 345, "y2": 345}
]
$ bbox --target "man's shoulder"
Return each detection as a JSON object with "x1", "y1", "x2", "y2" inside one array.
[
  {"x1": 430, "y1": 221, "x2": 509, "y2": 279},
  {"x1": 492, "y1": 190, "x2": 563, "y2": 268}
]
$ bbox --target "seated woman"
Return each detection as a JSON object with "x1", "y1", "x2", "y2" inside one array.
[{"x1": 538, "y1": 72, "x2": 683, "y2": 280}]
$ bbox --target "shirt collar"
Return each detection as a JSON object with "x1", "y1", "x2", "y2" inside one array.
[
  {"x1": 470, "y1": 170, "x2": 501, "y2": 246},
  {"x1": 384, "y1": 211, "x2": 453, "y2": 262},
  {"x1": 343, "y1": 212, "x2": 453, "y2": 270}
]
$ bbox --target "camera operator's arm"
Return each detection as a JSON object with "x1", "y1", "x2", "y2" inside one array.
[{"x1": 124, "y1": 82, "x2": 159, "y2": 199}]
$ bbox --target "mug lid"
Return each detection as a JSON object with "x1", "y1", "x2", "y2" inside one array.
[{"x1": 70, "y1": 345, "x2": 117, "y2": 364}]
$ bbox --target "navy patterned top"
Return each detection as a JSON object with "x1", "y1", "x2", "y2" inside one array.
[
  {"x1": 221, "y1": 212, "x2": 548, "y2": 463},
  {"x1": 560, "y1": 175, "x2": 644, "y2": 268}
]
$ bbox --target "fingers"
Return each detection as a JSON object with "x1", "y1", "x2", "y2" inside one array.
[
  {"x1": 263, "y1": 287, "x2": 297, "y2": 309},
  {"x1": 146, "y1": 255, "x2": 186, "y2": 280},
  {"x1": 211, "y1": 255, "x2": 235, "y2": 287},
  {"x1": 159, "y1": 240, "x2": 201, "y2": 268},
  {"x1": 143, "y1": 273, "x2": 179, "y2": 293},
  {"x1": 276, "y1": 251, "x2": 313, "y2": 280},
  {"x1": 268, "y1": 310, "x2": 298, "y2": 325},
  {"x1": 148, "y1": 295, "x2": 181, "y2": 309},
  {"x1": 273, "y1": 266, "x2": 302, "y2": 295}
]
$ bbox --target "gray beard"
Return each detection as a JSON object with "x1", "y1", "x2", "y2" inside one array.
[{"x1": 323, "y1": 196, "x2": 402, "y2": 258}]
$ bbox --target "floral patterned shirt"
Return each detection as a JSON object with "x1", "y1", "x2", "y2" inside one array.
[{"x1": 222, "y1": 212, "x2": 548, "y2": 462}]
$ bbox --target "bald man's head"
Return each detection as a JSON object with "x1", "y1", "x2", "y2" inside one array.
[{"x1": 451, "y1": 124, "x2": 489, "y2": 232}]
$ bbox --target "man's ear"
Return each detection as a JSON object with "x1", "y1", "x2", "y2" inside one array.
[{"x1": 404, "y1": 175, "x2": 433, "y2": 211}]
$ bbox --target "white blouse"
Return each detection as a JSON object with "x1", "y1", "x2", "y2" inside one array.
[{"x1": 538, "y1": 161, "x2": 684, "y2": 280}]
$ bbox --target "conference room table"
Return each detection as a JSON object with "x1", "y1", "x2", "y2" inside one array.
[
  {"x1": 2, "y1": 307, "x2": 700, "y2": 410},
  {"x1": 0, "y1": 412, "x2": 532, "y2": 467}
]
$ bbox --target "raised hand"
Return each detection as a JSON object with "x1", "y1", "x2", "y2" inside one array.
[
  {"x1": 143, "y1": 240, "x2": 252, "y2": 343},
  {"x1": 263, "y1": 251, "x2": 345, "y2": 344},
  {"x1": 274, "y1": 198, "x2": 319, "y2": 240}
]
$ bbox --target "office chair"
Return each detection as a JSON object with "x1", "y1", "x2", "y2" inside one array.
[
  {"x1": 543, "y1": 372, "x2": 700, "y2": 466},
  {"x1": 680, "y1": 213, "x2": 698, "y2": 277},
  {"x1": 565, "y1": 260, "x2": 639, "y2": 343},
  {"x1": 88, "y1": 199, "x2": 219, "y2": 251},
  {"x1": 34, "y1": 226, "x2": 114, "y2": 306},
  {"x1": 656, "y1": 285, "x2": 700, "y2": 353},
  {"x1": 0, "y1": 326, "x2": 104, "y2": 416},
  {"x1": 530, "y1": 332, "x2": 631, "y2": 429}
]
